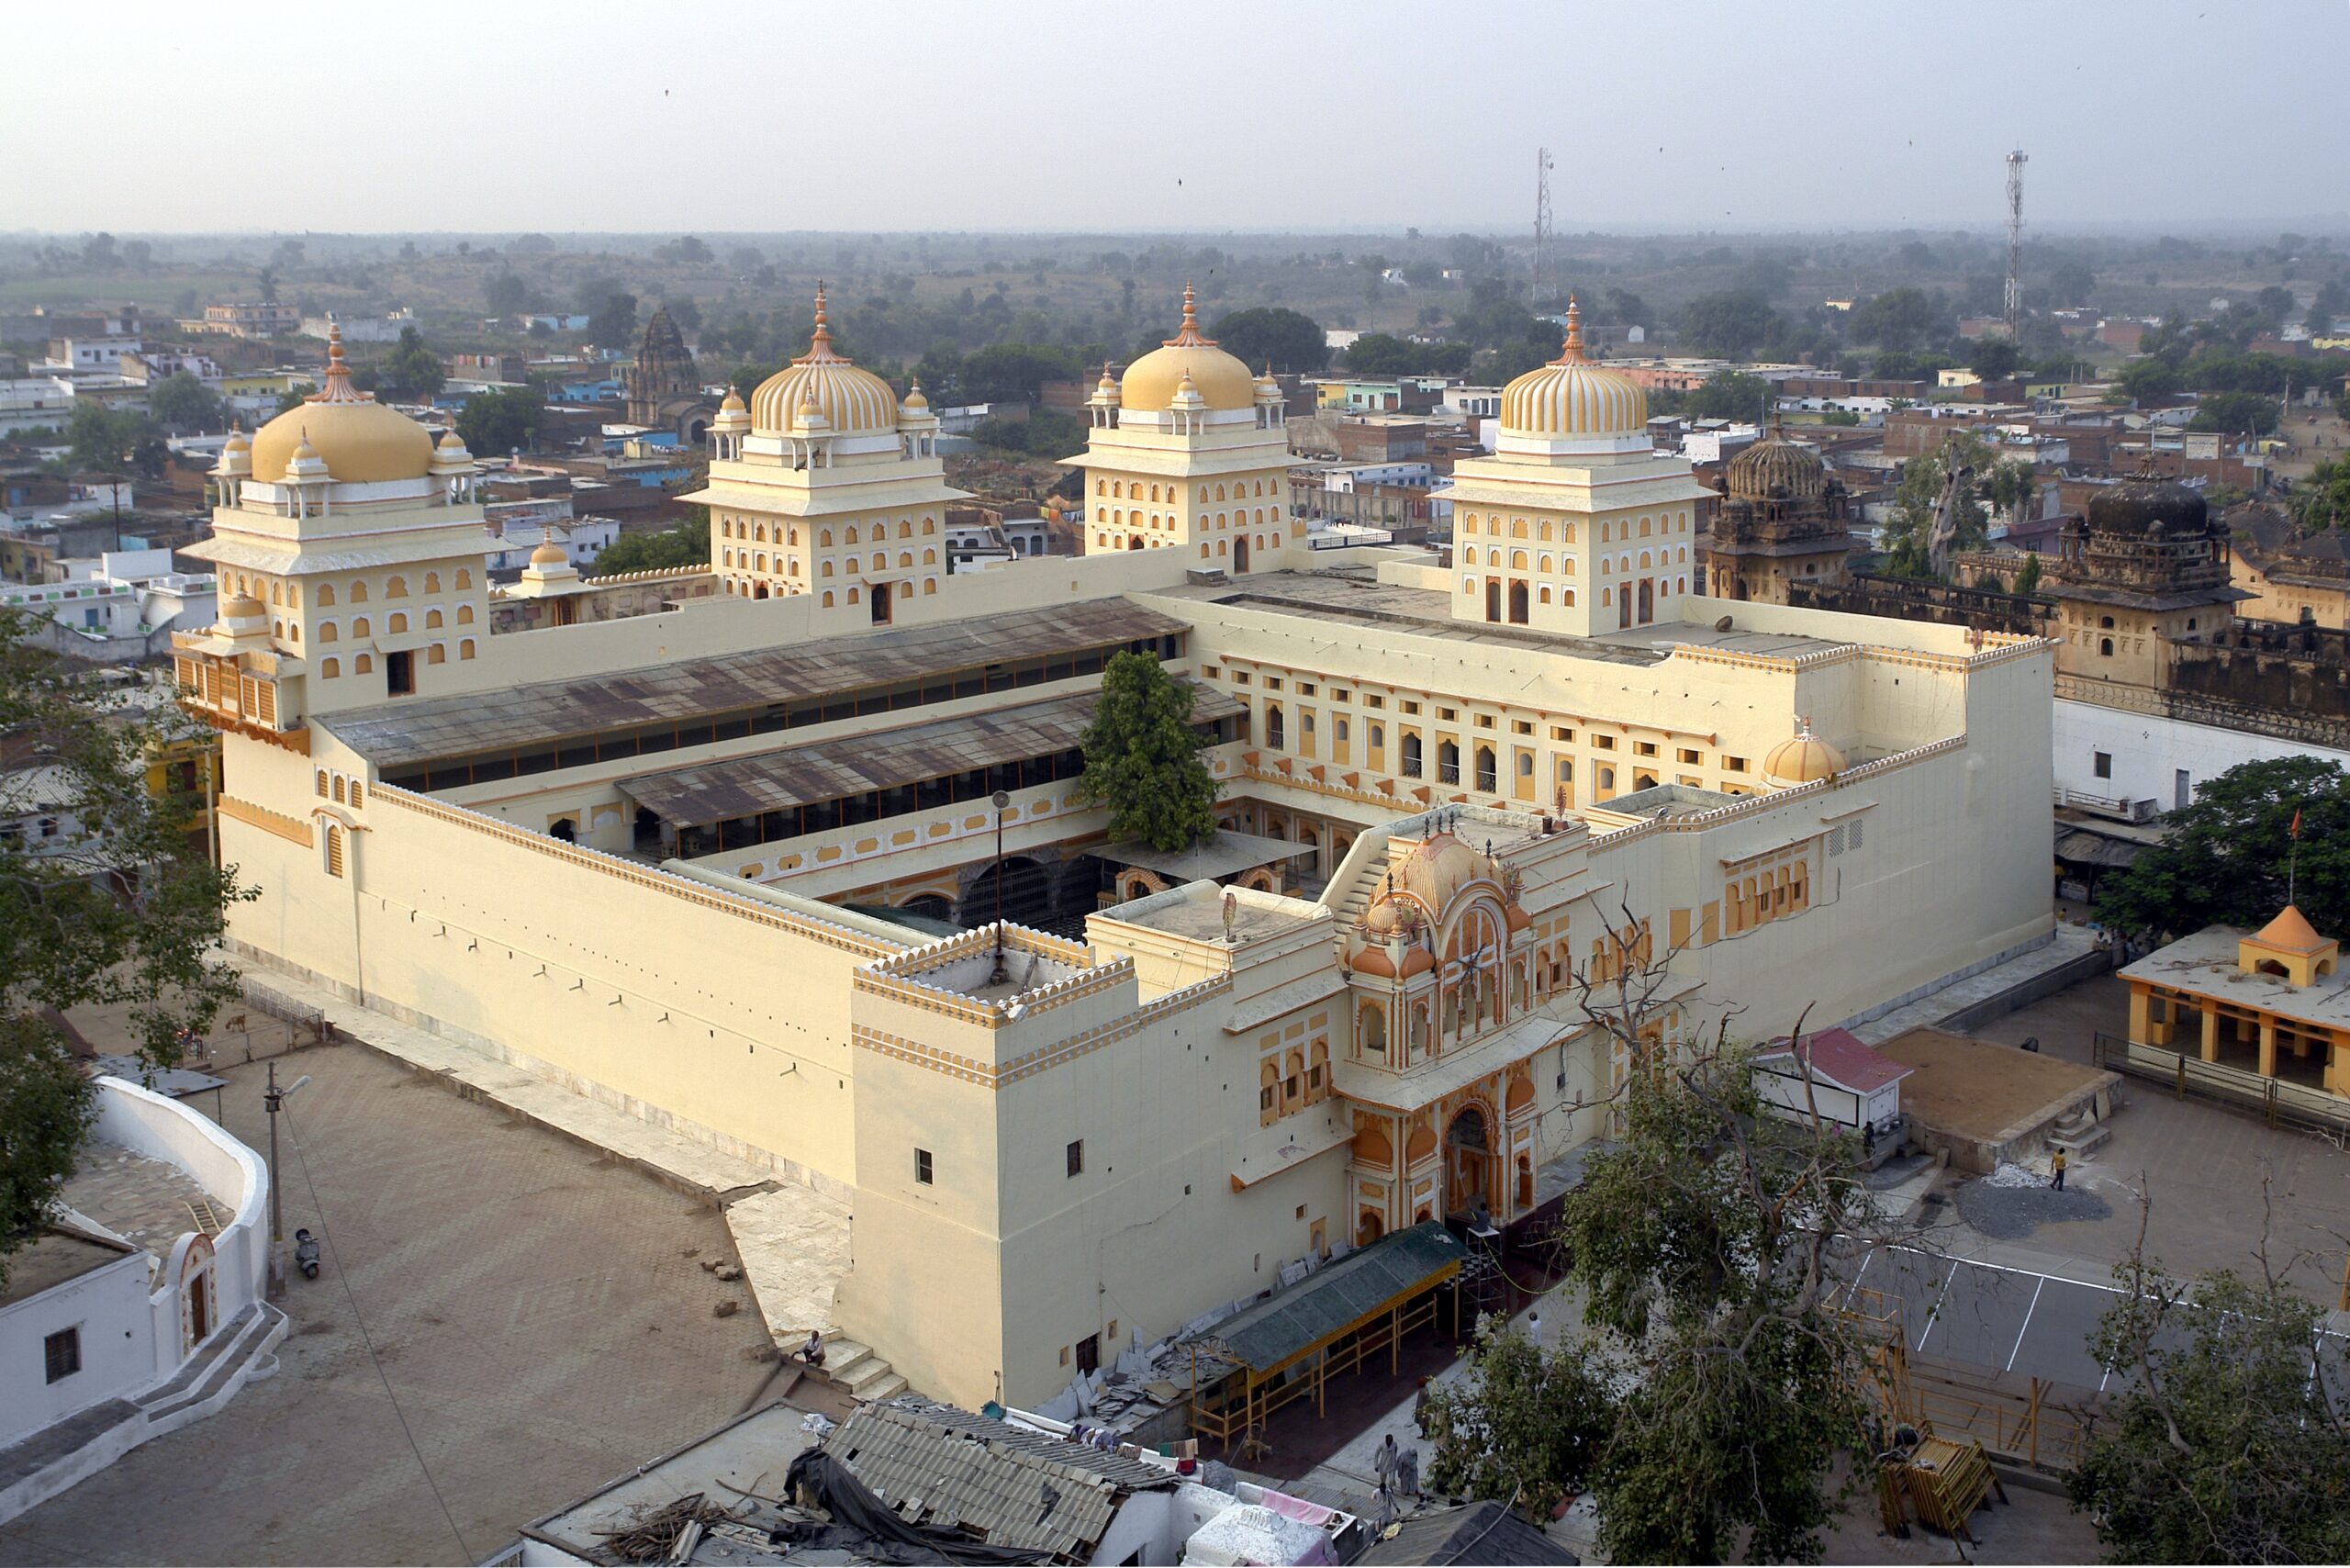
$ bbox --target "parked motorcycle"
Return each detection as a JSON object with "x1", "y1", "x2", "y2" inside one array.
[{"x1": 293, "y1": 1227, "x2": 320, "y2": 1280}]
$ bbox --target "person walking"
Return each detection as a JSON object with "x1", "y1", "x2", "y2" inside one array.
[
  {"x1": 2050, "y1": 1148, "x2": 2068, "y2": 1192},
  {"x1": 1374, "y1": 1432, "x2": 1400, "y2": 1495}
]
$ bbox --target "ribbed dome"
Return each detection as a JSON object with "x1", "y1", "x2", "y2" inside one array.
[
  {"x1": 1122, "y1": 284, "x2": 1256, "y2": 412},
  {"x1": 749, "y1": 287, "x2": 900, "y2": 438},
  {"x1": 1499, "y1": 299, "x2": 1645, "y2": 439},
  {"x1": 251, "y1": 326, "x2": 434, "y2": 483},
  {"x1": 1395, "y1": 832, "x2": 1493, "y2": 913},
  {"x1": 1726, "y1": 433, "x2": 1825, "y2": 501},
  {"x1": 2088, "y1": 469, "x2": 2207, "y2": 538},
  {"x1": 1763, "y1": 719, "x2": 1846, "y2": 784}
]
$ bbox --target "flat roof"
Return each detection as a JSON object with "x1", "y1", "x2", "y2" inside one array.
[
  {"x1": 1158, "y1": 568, "x2": 1850, "y2": 667},
  {"x1": 0, "y1": 1225, "x2": 138, "y2": 1310},
  {"x1": 621, "y1": 683, "x2": 1241, "y2": 826},
  {"x1": 2122, "y1": 925, "x2": 2350, "y2": 1029},
  {"x1": 326, "y1": 599, "x2": 1190, "y2": 771}
]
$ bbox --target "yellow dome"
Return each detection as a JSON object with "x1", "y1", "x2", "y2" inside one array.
[
  {"x1": 1121, "y1": 283, "x2": 1256, "y2": 412},
  {"x1": 1762, "y1": 719, "x2": 1846, "y2": 784},
  {"x1": 901, "y1": 379, "x2": 930, "y2": 413},
  {"x1": 252, "y1": 326, "x2": 434, "y2": 483},
  {"x1": 750, "y1": 286, "x2": 900, "y2": 437},
  {"x1": 1499, "y1": 299, "x2": 1646, "y2": 439}
]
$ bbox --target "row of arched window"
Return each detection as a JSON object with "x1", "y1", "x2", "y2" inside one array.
[
  {"x1": 718, "y1": 516, "x2": 936, "y2": 545},
  {"x1": 314, "y1": 768, "x2": 364, "y2": 807},
  {"x1": 1725, "y1": 861, "x2": 1809, "y2": 935},
  {"x1": 1099, "y1": 477, "x2": 1275, "y2": 502},
  {"x1": 1258, "y1": 1039, "x2": 1332, "y2": 1126},
  {"x1": 314, "y1": 641, "x2": 475, "y2": 679},
  {"x1": 308, "y1": 605, "x2": 472, "y2": 643}
]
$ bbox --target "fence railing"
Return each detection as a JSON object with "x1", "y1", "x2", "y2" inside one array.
[
  {"x1": 1908, "y1": 1370, "x2": 2095, "y2": 1473},
  {"x1": 2093, "y1": 1032, "x2": 2350, "y2": 1132}
]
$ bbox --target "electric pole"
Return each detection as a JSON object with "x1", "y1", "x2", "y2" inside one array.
[
  {"x1": 2005, "y1": 147, "x2": 2028, "y2": 342},
  {"x1": 1532, "y1": 148, "x2": 1555, "y2": 310}
]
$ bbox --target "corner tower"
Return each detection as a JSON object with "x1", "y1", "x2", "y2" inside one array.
[
  {"x1": 1071, "y1": 284, "x2": 1294, "y2": 573},
  {"x1": 1444, "y1": 300, "x2": 1714, "y2": 633},
  {"x1": 681, "y1": 287, "x2": 968, "y2": 622},
  {"x1": 173, "y1": 324, "x2": 489, "y2": 733}
]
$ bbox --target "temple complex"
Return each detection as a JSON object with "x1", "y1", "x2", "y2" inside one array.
[
  {"x1": 174, "y1": 291, "x2": 2057, "y2": 1410},
  {"x1": 622, "y1": 305, "x2": 717, "y2": 443},
  {"x1": 1699, "y1": 420, "x2": 1860, "y2": 604}
]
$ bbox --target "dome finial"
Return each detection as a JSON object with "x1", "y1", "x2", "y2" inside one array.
[
  {"x1": 798, "y1": 282, "x2": 843, "y2": 364},
  {"x1": 1552, "y1": 297, "x2": 1587, "y2": 365},
  {"x1": 1164, "y1": 281, "x2": 1214, "y2": 347},
  {"x1": 313, "y1": 320, "x2": 369, "y2": 404}
]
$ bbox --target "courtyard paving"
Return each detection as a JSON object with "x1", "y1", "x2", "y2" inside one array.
[
  {"x1": 0, "y1": 1041, "x2": 779, "y2": 1567},
  {"x1": 1939, "y1": 973, "x2": 2350, "y2": 1305}
]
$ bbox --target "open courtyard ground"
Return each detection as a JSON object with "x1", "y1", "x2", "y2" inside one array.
[
  {"x1": 0, "y1": 1035, "x2": 781, "y2": 1567},
  {"x1": 1942, "y1": 972, "x2": 2350, "y2": 1305}
]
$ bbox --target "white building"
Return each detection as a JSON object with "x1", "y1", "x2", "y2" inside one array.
[
  {"x1": 300, "y1": 309, "x2": 416, "y2": 344},
  {"x1": 0, "y1": 376, "x2": 81, "y2": 435},
  {"x1": 0, "y1": 1076, "x2": 285, "y2": 1524}
]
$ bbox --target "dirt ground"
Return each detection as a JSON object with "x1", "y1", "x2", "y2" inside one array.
[{"x1": 1877, "y1": 1025, "x2": 2113, "y2": 1141}]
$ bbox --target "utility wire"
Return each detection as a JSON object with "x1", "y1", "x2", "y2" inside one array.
[{"x1": 281, "y1": 1099, "x2": 475, "y2": 1564}]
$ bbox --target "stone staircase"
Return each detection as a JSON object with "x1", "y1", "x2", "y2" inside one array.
[
  {"x1": 2046, "y1": 1107, "x2": 2110, "y2": 1159},
  {"x1": 133, "y1": 1299, "x2": 288, "y2": 1427},
  {"x1": 1332, "y1": 843, "x2": 1393, "y2": 932},
  {"x1": 815, "y1": 1331, "x2": 908, "y2": 1404}
]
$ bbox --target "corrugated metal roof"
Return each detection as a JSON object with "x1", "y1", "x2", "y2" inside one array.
[
  {"x1": 323, "y1": 599, "x2": 1190, "y2": 770},
  {"x1": 1183, "y1": 1221, "x2": 1464, "y2": 1376},
  {"x1": 621, "y1": 683, "x2": 1242, "y2": 826},
  {"x1": 829, "y1": 1399, "x2": 1172, "y2": 1559}
]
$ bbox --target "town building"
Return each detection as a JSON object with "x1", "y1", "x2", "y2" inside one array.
[
  {"x1": 175, "y1": 293, "x2": 2056, "y2": 1412},
  {"x1": 1698, "y1": 425, "x2": 1860, "y2": 603},
  {"x1": 190, "y1": 301, "x2": 301, "y2": 339},
  {"x1": 2119, "y1": 906, "x2": 2348, "y2": 1102},
  {"x1": 0, "y1": 1074, "x2": 282, "y2": 1524},
  {"x1": 621, "y1": 307, "x2": 716, "y2": 444}
]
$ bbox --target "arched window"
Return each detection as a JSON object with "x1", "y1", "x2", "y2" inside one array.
[
  {"x1": 1475, "y1": 745, "x2": 1498, "y2": 792},
  {"x1": 454, "y1": 569, "x2": 471, "y2": 589},
  {"x1": 352, "y1": 616, "x2": 371, "y2": 637},
  {"x1": 349, "y1": 580, "x2": 369, "y2": 603},
  {"x1": 845, "y1": 525, "x2": 859, "y2": 544},
  {"x1": 459, "y1": 639, "x2": 476, "y2": 660},
  {"x1": 320, "y1": 656, "x2": 341, "y2": 678},
  {"x1": 456, "y1": 604, "x2": 474, "y2": 624},
  {"x1": 316, "y1": 769, "x2": 330, "y2": 798},
  {"x1": 317, "y1": 622, "x2": 338, "y2": 643},
  {"x1": 425, "y1": 609, "x2": 443, "y2": 629},
  {"x1": 1359, "y1": 1001, "x2": 1387, "y2": 1059},
  {"x1": 1308, "y1": 1039, "x2": 1329, "y2": 1103},
  {"x1": 387, "y1": 612, "x2": 408, "y2": 634},
  {"x1": 1283, "y1": 1047, "x2": 1304, "y2": 1110},
  {"x1": 323, "y1": 823, "x2": 344, "y2": 879},
  {"x1": 354, "y1": 654, "x2": 374, "y2": 674},
  {"x1": 428, "y1": 644, "x2": 446, "y2": 665},
  {"x1": 1266, "y1": 704, "x2": 1285, "y2": 748},
  {"x1": 424, "y1": 572, "x2": 441, "y2": 593},
  {"x1": 1259, "y1": 1059, "x2": 1280, "y2": 1126},
  {"x1": 1402, "y1": 733, "x2": 1424, "y2": 777},
  {"x1": 385, "y1": 576, "x2": 408, "y2": 599},
  {"x1": 316, "y1": 584, "x2": 336, "y2": 607}
]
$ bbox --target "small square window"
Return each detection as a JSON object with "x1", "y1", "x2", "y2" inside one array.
[
  {"x1": 1066, "y1": 1139, "x2": 1084, "y2": 1178},
  {"x1": 2093, "y1": 751, "x2": 2113, "y2": 779},
  {"x1": 914, "y1": 1148, "x2": 934, "y2": 1185},
  {"x1": 44, "y1": 1327, "x2": 81, "y2": 1384}
]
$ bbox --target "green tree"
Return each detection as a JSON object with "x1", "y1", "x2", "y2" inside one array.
[
  {"x1": 2114, "y1": 357, "x2": 2180, "y2": 404},
  {"x1": 588, "y1": 514, "x2": 710, "y2": 577},
  {"x1": 2188, "y1": 389, "x2": 2279, "y2": 438},
  {"x1": 1968, "y1": 338, "x2": 2023, "y2": 382},
  {"x1": 1420, "y1": 1321, "x2": 1616, "y2": 1522},
  {"x1": 2095, "y1": 756, "x2": 2350, "y2": 939},
  {"x1": 1678, "y1": 289, "x2": 1779, "y2": 358},
  {"x1": 968, "y1": 410, "x2": 1083, "y2": 458},
  {"x1": 374, "y1": 325, "x2": 446, "y2": 402},
  {"x1": 1846, "y1": 287, "x2": 1940, "y2": 353},
  {"x1": 2069, "y1": 1236, "x2": 2350, "y2": 1563},
  {"x1": 1075, "y1": 651, "x2": 1218, "y2": 853},
  {"x1": 2, "y1": 612, "x2": 251, "y2": 1288},
  {"x1": 65, "y1": 402, "x2": 167, "y2": 480},
  {"x1": 2012, "y1": 550, "x2": 2042, "y2": 596},
  {"x1": 1209, "y1": 307, "x2": 1326, "y2": 374},
  {"x1": 1882, "y1": 431, "x2": 2012, "y2": 577},
  {"x1": 2289, "y1": 456, "x2": 2350, "y2": 529},
  {"x1": 147, "y1": 372, "x2": 227, "y2": 432},
  {"x1": 959, "y1": 343, "x2": 1080, "y2": 405},
  {"x1": 455, "y1": 386, "x2": 544, "y2": 457},
  {"x1": 485, "y1": 271, "x2": 532, "y2": 319},
  {"x1": 1684, "y1": 369, "x2": 1772, "y2": 424}
]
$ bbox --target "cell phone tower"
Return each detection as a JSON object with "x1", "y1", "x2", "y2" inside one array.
[
  {"x1": 1533, "y1": 147, "x2": 1554, "y2": 309},
  {"x1": 2005, "y1": 147, "x2": 2028, "y2": 340}
]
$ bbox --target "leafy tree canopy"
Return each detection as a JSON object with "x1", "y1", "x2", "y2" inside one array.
[
  {"x1": 371, "y1": 325, "x2": 446, "y2": 402},
  {"x1": 1846, "y1": 287, "x2": 1944, "y2": 353},
  {"x1": 1343, "y1": 334, "x2": 1471, "y2": 378},
  {"x1": 455, "y1": 385, "x2": 544, "y2": 458},
  {"x1": 147, "y1": 372, "x2": 226, "y2": 433},
  {"x1": 588, "y1": 513, "x2": 709, "y2": 577},
  {"x1": 1075, "y1": 651, "x2": 1218, "y2": 853},
  {"x1": 1210, "y1": 307, "x2": 1326, "y2": 375},
  {"x1": 1684, "y1": 369, "x2": 1773, "y2": 424},
  {"x1": 2071, "y1": 1254, "x2": 2350, "y2": 1564},
  {"x1": 2095, "y1": 755, "x2": 2350, "y2": 939},
  {"x1": 1, "y1": 612, "x2": 251, "y2": 1288},
  {"x1": 2188, "y1": 389, "x2": 2279, "y2": 439},
  {"x1": 2288, "y1": 456, "x2": 2350, "y2": 530},
  {"x1": 1678, "y1": 288, "x2": 1780, "y2": 359},
  {"x1": 65, "y1": 402, "x2": 167, "y2": 480}
]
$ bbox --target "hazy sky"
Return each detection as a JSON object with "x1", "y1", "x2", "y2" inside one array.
[{"x1": 6, "y1": 0, "x2": 2344, "y2": 236}]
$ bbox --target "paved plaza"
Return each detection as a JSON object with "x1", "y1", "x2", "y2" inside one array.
[{"x1": 0, "y1": 1040, "x2": 779, "y2": 1567}]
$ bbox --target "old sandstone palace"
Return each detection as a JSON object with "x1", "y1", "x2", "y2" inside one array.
[{"x1": 177, "y1": 300, "x2": 2054, "y2": 1408}]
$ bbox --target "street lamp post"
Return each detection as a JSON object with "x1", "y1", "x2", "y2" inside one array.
[
  {"x1": 990, "y1": 789, "x2": 1012, "y2": 985},
  {"x1": 263, "y1": 1062, "x2": 311, "y2": 1299}
]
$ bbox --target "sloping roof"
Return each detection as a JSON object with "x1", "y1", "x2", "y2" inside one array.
[
  {"x1": 1357, "y1": 1500, "x2": 1579, "y2": 1566},
  {"x1": 2054, "y1": 828, "x2": 2145, "y2": 870},
  {"x1": 1755, "y1": 1025, "x2": 1913, "y2": 1096},
  {"x1": 825, "y1": 1399, "x2": 1173, "y2": 1560},
  {"x1": 323, "y1": 599, "x2": 1189, "y2": 770},
  {"x1": 620, "y1": 682, "x2": 1241, "y2": 826},
  {"x1": 2247, "y1": 903, "x2": 2333, "y2": 954},
  {"x1": 1181, "y1": 1221, "x2": 1464, "y2": 1377}
]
